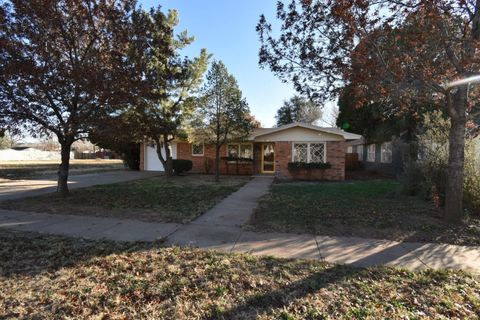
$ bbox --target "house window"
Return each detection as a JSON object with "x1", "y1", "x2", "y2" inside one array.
[
  {"x1": 293, "y1": 142, "x2": 326, "y2": 163},
  {"x1": 293, "y1": 143, "x2": 308, "y2": 162},
  {"x1": 381, "y1": 142, "x2": 393, "y2": 163},
  {"x1": 357, "y1": 145, "x2": 364, "y2": 161},
  {"x1": 192, "y1": 143, "x2": 204, "y2": 156},
  {"x1": 227, "y1": 143, "x2": 253, "y2": 159},
  {"x1": 347, "y1": 146, "x2": 353, "y2": 153},
  {"x1": 367, "y1": 144, "x2": 376, "y2": 162},
  {"x1": 310, "y1": 143, "x2": 326, "y2": 162},
  {"x1": 240, "y1": 144, "x2": 253, "y2": 159},
  {"x1": 227, "y1": 144, "x2": 238, "y2": 157}
]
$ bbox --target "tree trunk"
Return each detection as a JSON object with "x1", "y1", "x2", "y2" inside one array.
[
  {"x1": 154, "y1": 139, "x2": 173, "y2": 177},
  {"x1": 215, "y1": 145, "x2": 220, "y2": 182},
  {"x1": 444, "y1": 87, "x2": 468, "y2": 223},
  {"x1": 165, "y1": 156, "x2": 173, "y2": 177},
  {"x1": 57, "y1": 141, "x2": 72, "y2": 196},
  {"x1": 163, "y1": 134, "x2": 174, "y2": 177}
]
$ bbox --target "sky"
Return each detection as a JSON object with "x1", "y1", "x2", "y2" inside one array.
[{"x1": 140, "y1": 0, "x2": 336, "y2": 128}]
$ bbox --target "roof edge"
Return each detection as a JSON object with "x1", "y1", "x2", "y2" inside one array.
[{"x1": 250, "y1": 122, "x2": 362, "y2": 141}]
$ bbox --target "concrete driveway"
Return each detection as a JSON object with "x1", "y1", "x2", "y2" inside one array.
[{"x1": 0, "y1": 170, "x2": 161, "y2": 201}]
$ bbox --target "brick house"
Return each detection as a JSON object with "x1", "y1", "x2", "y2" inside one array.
[
  {"x1": 347, "y1": 136, "x2": 406, "y2": 178},
  {"x1": 140, "y1": 123, "x2": 361, "y2": 181}
]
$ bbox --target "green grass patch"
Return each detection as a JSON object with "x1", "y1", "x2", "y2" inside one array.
[
  {"x1": 1, "y1": 229, "x2": 479, "y2": 319},
  {"x1": 0, "y1": 175, "x2": 251, "y2": 223},
  {"x1": 251, "y1": 180, "x2": 480, "y2": 245}
]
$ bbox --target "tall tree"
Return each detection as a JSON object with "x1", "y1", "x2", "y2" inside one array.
[
  {"x1": 0, "y1": 0, "x2": 135, "y2": 195},
  {"x1": 336, "y1": 85, "x2": 430, "y2": 142},
  {"x1": 89, "y1": 114, "x2": 141, "y2": 170},
  {"x1": 189, "y1": 60, "x2": 253, "y2": 182},
  {"x1": 258, "y1": 1, "x2": 480, "y2": 222},
  {"x1": 126, "y1": 8, "x2": 208, "y2": 176},
  {"x1": 336, "y1": 86, "x2": 386, "y2": 138},
  {"x1": 275, "y1": 95, "x2": 322, "y2": 126}
]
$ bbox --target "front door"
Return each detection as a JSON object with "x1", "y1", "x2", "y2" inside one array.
[{"x1": 262, "y1": 143, "x2": 275, "y2": 173}]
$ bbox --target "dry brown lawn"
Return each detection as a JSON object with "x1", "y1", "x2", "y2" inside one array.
[
  {"x1": 0, "y1": 175, "x2": 251, "y2": 223},
  {"x1": 1, "y1": 229, "x2": 479, "y2": 319}
]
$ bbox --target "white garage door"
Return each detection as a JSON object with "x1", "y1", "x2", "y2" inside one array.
[{"x1": 144, "y1": 142, "x2": 177, "y2": 171}]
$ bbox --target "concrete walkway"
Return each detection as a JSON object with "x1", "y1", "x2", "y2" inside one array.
[
  {"x1": 1, "y1": 176, "x2": 480, "y2": 273},
  {"x1": 165, "y1": 177, "x2": 480, "y2": 272},
  {"x1": 0, "y1": 171, "x2": 160, "y2": 201},
  {"x1": 0, "y1": 209, "x2": 180, "y2": 242}
]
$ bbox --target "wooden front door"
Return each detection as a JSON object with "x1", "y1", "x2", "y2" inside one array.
[{"x1": 261, "y1": 143, "x2": 275, "y2": 173}]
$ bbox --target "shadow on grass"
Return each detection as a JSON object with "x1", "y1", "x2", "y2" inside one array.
[
  {"x1": 0, "y1": 227, "x2": 474, "y2": 319},
  {"x1": 0, "y1": 229, "x2": 162, "y2": 277},
  {"x1": 214, "y1": 232, "x2": 474, "y2": 319},
  {"x1": 212, "y1": 263, "x2": 363, "y2": 319}
]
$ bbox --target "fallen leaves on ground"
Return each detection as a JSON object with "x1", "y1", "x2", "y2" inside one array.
[{"x1": 1, "y1": 229, "x2": 479, "y2": 319}]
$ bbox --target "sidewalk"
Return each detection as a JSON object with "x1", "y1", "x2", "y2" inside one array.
[
  {"x1": 1, "y1": 176, "x2": 480, "y2": 273},
  {"x1": 0, "y1": 209, "x2": 180, "y2": 242}
]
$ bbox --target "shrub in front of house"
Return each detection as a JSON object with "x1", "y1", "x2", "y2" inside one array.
[
  {"x1": 121, "y1": 143, "x2": 141, "y2": 170},
  {"x1": 173, "y1": 159, "x2": 193, "y2": 175},
  {"x1": 287, "y1": 162, "x2": 332, "y2": 171},
  {"x1": 221, "y1": 156, "x2": 254, "y2": 162},
  {"x1": 462, "y1": 142, "x2": 480, "y2": 214},
  {"x1": 399, "y1": 111, "x2": 480, "y2": 215}
]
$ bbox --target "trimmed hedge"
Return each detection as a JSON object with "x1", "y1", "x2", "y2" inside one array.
[
  {"x1": 287, "y1": 162, "x2": 332, "y2": 171},
  {"x1": 221, "y1": 156, "x2": 254, "y2": 162},
  {"x1": 173, "y1": 159, "x2": 193, "y2": 175}
]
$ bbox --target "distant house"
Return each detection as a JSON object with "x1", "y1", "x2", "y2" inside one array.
[
  {"x1": 140, "y1": 122, "x2": 361, "y2": 181},
  {"x1": 348, "y1": 127, "x2": 480, "y2": 178},
  {"x1": 347, "y1": 133, "x2": 410, "y2": 178}
]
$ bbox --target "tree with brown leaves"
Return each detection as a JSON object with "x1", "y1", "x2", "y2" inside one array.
[
  {"x1": 0, "y1": 0, "x2": 136, "y2": 195},
  {"x1": 258, "y1": 0, "x2": 480, "y2": 222}
]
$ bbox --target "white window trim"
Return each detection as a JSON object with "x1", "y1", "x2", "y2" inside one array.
[
  {"x1": 226, "y1": 143, "x2": 253, "y2": 159},
  {"x1": 347, "y1": 146, "x2": 353, "y2": 154},
  {"x1": 367, "y1": 144, "x2": 376, "y2": 162},
  {"x1": 380, "y1": 142, "x2": 393, "y2": 163},
  {"x1": 192, "y1": 143, "x2": 204, "y2": 156},
  {"x1": 357, "y1": 145, "x2": 364, "y2": 161},
  {"x1": 292, "y1": 142, "x2": 327, "y2": 163}
]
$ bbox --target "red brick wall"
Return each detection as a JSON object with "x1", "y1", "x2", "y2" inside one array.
[
  {"x1": 253, "y1": 143, "x2": 262, "y2": 175},
  {"x1": 274, "y1": 142, "x2": 291, "y2": 178},
  {"x1": 274, "y1": 141, "x2": 346, "y2": 181},
  {"x1": 325, "y1": 140, "x2": 346, "y2": 180},
  {"x1": 149, "y1": 140, "x2": 347, "y2": 180},
  {"x1": 176, "y1": 142, "x2": 255, "y2": 175}
]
